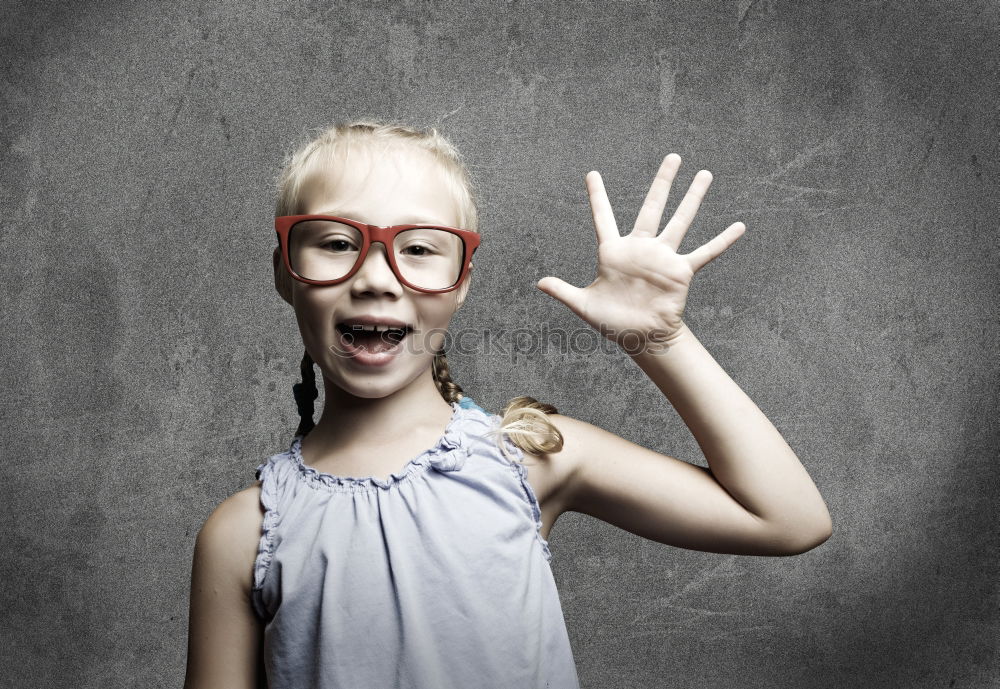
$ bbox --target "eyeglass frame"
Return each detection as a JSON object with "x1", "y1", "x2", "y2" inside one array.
[{"x1": 275, "y1": 214, "x2": 481, "y2": 293}]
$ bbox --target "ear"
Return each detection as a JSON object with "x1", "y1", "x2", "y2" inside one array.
[
  {"x1": 273, "y1": 246, "x2": 294, "y2": 305},
  {"x1": 455, "y1": 262, "x2": 472, "y2": 308}
]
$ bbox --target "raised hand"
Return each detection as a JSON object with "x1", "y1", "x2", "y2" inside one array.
[{"x1": 536, "y1": 154, "x2": 746, "y2": 351}]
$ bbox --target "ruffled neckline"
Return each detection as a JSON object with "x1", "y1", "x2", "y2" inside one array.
[{"x1": 289, "y1": 400, "x2": 479, "y2": 493}]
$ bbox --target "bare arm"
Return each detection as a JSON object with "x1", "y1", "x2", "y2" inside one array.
[
  {"x1": 183, "y1": 487, "x2": 266, "y2": 689},
  {"x1": 536, "y1": 154, "x2": 831, "y2": 555},
  {"x1": 550, "y1": 326, "x2": 831, "y2": 556},
  {"x1": 631, "y1": 321, "x2": 831, "y2": 541}
]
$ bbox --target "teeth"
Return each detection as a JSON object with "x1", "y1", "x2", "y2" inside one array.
[{"x1": 347, "y1": 324, "x2": 406, "y2": 333}]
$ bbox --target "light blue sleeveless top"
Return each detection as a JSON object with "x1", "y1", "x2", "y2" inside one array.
[{"x1": 252, "y1": 396, "x2": 581, "y2": 689}]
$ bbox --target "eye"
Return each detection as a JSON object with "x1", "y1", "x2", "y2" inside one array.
[
  {"x1": 321, "y1": 237, "x2": 359, "y2": 252},
  {"x1": 401, "y1": 243, "x2": 436, "y2": 257}
]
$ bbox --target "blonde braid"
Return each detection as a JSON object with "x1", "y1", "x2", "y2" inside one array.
[
  {"x1": 493, "y1": 396, "x2": 564, "y2": 463},
  {"x1": 431, "y1": 354, "x2": 563, "y2": 462},
  {"x1": 432, "y1": 351, "x2": 465, "y2": 403}
]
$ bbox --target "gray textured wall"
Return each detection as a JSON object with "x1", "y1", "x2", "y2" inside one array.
[{"x1": 2, "y1": 1, "x2": 997, "y2": 687}]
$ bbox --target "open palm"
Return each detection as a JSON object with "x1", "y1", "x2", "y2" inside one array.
[{"x1": 537, "y1": 154, "x2": 746, "y2": 349}]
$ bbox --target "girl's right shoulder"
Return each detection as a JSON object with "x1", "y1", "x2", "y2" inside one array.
[
  {"x1": 194, "y1": 482, "x2": 265, "y2": 597},
  {"x1": 186, "y1": 484, "x2": 266, "y2": 688}
]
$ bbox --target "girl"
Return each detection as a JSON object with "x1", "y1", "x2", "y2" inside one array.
[{"x1": 183, "y1": 121, "x2": 832, "y2": 689}]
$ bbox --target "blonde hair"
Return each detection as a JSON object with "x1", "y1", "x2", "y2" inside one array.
[{"x1": 276, "y1": 119, "x2": 564, "y2": 461}]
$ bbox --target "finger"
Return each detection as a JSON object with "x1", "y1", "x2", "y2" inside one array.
[
  {"x1": 685, "y1": 221, "x2": 746, "y2": 273},
  {"x1": 586, "y1": 171, "x2": 619, "y2": 245},
  {"x1": 536, "y1": 276, "x2": 587, "y2": 319},
  {"x1": 632, "y1": 153, "x2": 681, "y2": 237},
  {"x1": 660, "y1": 169, "x2": 713, "y2": 251}
]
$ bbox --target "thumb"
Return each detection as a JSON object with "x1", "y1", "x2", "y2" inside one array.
[{"x1": 536, "y1": 277, "x2": 586, "y2": 316}]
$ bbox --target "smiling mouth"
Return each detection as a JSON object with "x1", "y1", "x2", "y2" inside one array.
[{"x1": 335, "y1": 323, "x2": 413, "y2": 348}]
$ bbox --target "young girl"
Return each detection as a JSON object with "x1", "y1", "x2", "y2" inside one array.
[{"x1": 183, "y1": 121, "x2": 832, "y2": 689}]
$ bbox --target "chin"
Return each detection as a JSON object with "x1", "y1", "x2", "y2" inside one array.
[{"x1": 325, "y1": 361, "x2": 428, "y2": 400}]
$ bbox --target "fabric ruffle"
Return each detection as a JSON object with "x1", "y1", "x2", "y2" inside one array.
[
  {"x1": 251, "y1": 456, "x2": 281, "y2": 619},
  {"x1": 290, "y1": 401, "x2": 475, "y2": 492},
  {"x1": 495, "y1": 418, "x2": 554, "y2": 562},
  {"x1": 426, "y1": 422, "x2": 470, "y2": 472}
]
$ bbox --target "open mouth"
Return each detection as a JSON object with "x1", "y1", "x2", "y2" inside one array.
[{"x1": 335, "y1": 322, "x2": 413, "y2": 351}]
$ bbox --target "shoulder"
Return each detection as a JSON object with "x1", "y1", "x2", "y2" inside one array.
[
  {"x1": 513, "y1": 411, "x2": 606, "y2": 509},
  {"x1": 531, "y1": 411, "x2": 671, "y2": 513},
  {"x1": 541, "y1": 411, "x2": 616, "y2": 465},
  {"x1": 194, "y1": 483, "x2": 265, "y2": 595}
]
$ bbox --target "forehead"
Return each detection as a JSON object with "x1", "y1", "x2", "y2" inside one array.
[{"x1": 297, "y1": 142, "x2": 460, "y2": 226}]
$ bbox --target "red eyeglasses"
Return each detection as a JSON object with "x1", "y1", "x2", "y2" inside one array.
[{"x1": 275, "y1": 215, "x2": 481, "y2": 293}]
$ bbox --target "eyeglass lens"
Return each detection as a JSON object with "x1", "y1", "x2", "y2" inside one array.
[{"x1": 288, "y1": 220, "x2": 466, "y2": 290}]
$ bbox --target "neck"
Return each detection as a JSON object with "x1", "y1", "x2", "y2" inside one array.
[{"x1": 310, "y1": 367, "x2": 455, "y2": 448}]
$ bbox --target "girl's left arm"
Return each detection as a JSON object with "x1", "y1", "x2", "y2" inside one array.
[{"x1": 536, "y1": 155, "x2": 832, "y2": 556}]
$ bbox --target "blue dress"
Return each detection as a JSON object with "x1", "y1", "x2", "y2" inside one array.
[{"x1": 252, "y1": 396, "x2": 581, "y2": 688}]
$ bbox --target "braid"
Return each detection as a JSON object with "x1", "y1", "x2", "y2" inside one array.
[
  {"x1": 292, "y1": 349, "x2": 318, "y2": 437},
  {"x1": 428, "y1": 351, "x2": 563, "y2": 463},
  {"x1": 493, "y1": 396, "x2": 564, "y2": 463},
  {"x1": 432, "y1": 351, "x2": 464, "y2": 403}
]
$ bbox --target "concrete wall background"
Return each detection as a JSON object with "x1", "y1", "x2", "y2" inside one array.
[{"x1": 2, "y1": 1, "x2": 997, "y2": 687}]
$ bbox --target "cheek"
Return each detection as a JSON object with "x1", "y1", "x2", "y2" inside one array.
[
  {"x1": 426, "y1": 329, "x2": 446, "y2": 355},
  {"x1": 292, "y1": 286, "x2": 339, "y2": 347},
  {"x1": 417, "y1": 296, "x2": 461, "y2": 354}
]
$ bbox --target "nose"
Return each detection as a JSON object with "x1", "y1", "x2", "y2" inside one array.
[{"x1": 349, "y1": 242, "x2": 403, "y2": 298}]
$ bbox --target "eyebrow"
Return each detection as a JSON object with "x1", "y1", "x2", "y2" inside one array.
[{"x1": 316, "y1": 208, "x2": 455, "y2": 227}]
